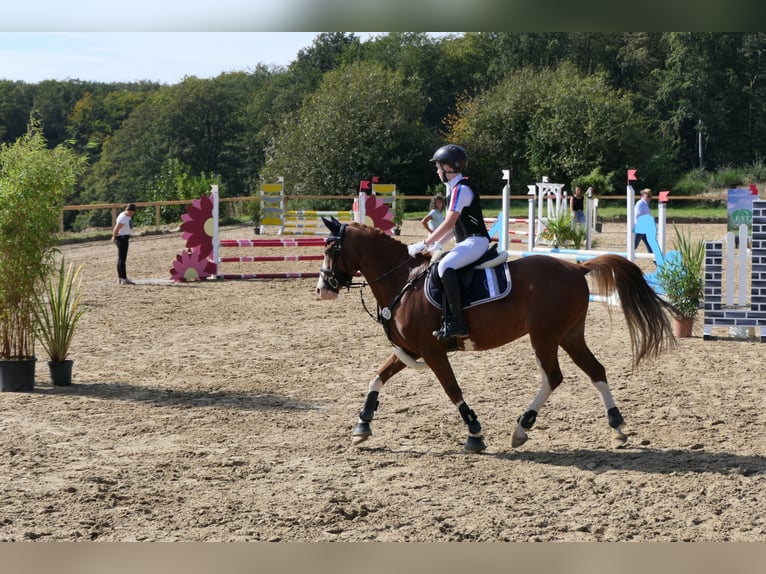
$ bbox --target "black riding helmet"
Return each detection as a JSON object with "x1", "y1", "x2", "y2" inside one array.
[{"x1": 430, "y1": 144, "x2": 467, "y2": 172}]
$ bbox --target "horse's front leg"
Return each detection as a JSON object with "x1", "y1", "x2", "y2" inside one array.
[
  {"x1": 352, "y1": 352, "x2": 407, "y2": 445},
  {"x1": 426, "y1": 354, "x2": 486, "y2": 453}
]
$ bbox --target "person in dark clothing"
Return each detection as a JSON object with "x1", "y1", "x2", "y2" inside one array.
[
  {"x1": 570, "y1": 186, "x2": 585, "y2": 226},
  {"x1": 112, "y1": 203, "x2": 136, "y2": 285}
]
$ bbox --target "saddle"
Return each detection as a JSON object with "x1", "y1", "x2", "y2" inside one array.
[{"x1": 426, "y1": 244, "x2": 512, "y2": 310}]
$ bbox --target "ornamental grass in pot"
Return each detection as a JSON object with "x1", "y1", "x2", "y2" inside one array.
[
  {"x1": 33, "y1": 257, "x2": 87, "y2": 386},
  {"x1": 657, "y1": 225, "x2": 705, "y2": 337}
]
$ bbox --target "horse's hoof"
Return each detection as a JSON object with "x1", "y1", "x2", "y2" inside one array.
[
  {"x1": 611, "y1": 428, "x2": 629, "y2": 449},
  {"x1": 511, "y1": 431, "x2": 528, "y2": 448},
  {"x1": 352, "y1": 422, "x2": 371, "y2": 445},
  {"x1": 464, "y1": 436, "x2": 486, "y2": 453}
]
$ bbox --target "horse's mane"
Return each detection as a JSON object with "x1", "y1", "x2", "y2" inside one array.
[{"x1": 347, "y1": 222, "x2": 411, "y2": 256}]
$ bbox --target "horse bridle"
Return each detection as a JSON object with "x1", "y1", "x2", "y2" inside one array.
[
  {"x1": 320, "y1": 224, "x2": 355, "y2": 293},
  {"x1": 320, "y1": 223, "x2": 429, "y2": 337},
  {"x1": 321, "y1": 222, "x2": 421, "y2": 292}
]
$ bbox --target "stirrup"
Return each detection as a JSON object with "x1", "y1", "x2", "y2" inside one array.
[{"x1": 433, "y1": 320, "x2": 469, "y2": 341}]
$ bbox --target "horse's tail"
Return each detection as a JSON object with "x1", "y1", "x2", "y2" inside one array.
[{"x1": 582, "y1": 254, "x2": 677, "y2": 368}]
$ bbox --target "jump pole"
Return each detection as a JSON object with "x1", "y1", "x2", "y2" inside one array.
[
  {"x1": 500, "y1": 169, "x2": 510, "y2": 251},
  {"x1": 626, "y1": 174, "x2": 636, "y2": 262},
  {"x1": 211, "y1": 184, "x2": 220, "y2": 276},
  {"x1": 527, "y1": 185, "x2": 536, "y2": 251}
]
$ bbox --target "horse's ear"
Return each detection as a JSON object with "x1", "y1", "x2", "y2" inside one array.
[{"x1": 322, "y1": 216, "x2": 341, "y2": 235}]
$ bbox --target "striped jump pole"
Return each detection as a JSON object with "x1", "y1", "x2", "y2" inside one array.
[
  {"x1": 218, "y1": 272, "x2": 321, "y2": 280},
  {"x1": 217, "y1": 238, "x2": 327, "y2": 280},
  {"x1": 219, "y1": 255, "x2": 324, "y2": 263},
  {"x1": 219, "y1": 238, "x2": 326, "y2": 248}
]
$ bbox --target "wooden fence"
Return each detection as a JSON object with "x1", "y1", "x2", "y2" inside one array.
[{"x1": 60, "y1": 194, "x2": 728, "y2": 232}]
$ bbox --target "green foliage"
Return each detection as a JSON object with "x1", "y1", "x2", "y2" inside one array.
[
  {"x1": 144, "y1": 157, "x2": 222, "y2": 225},
  {"x1": 744, "y1": 156, "x2": 766, "y2": 183},
  {"x1": 657, "y1": 226, "x2": 705, "y2": 319},
  {"x1": 447, "y1": 63, "x2": 679, "y2": 195},
  {"x1": 262, "y1": 60, "x2": 436, "y2": 198},
  {"x1": 570, "y1": 223, "x2": 588, "y2": 250},
  {"x1": 6, "y1": 33, "x2": 766, "y2": 213},
  {"x1": 571, "y1": 166, "x2": 615, "y2": 196},
  {"x1": 0, "y1": 121, "x2": 84, "y2": 359},
  {"x1": 539, "y1": 211, "x2": 583, "y2": 248},
  {"x1": 32, "y1": 257, "x2": 86, "y2": 362},
  {"x1": 248, "y1": 196, "x2": 262, "y2": 225},
  {"x1": 392, "y1": 196, "x2": 405, "y2": 228},
  {"x1": 709, "y1": 165, "x2": 747, "y2": 189},
  {"x1": 673, "y1": 169, "x2": 709, "y2": 196},
  {"x1": 672, "y1": 165, "x2": 765, "y2": 197}
]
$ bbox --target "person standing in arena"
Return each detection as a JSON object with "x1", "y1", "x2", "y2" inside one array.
[{"x1": 112, "y1": 203, "x2": 136, "y2": 285}]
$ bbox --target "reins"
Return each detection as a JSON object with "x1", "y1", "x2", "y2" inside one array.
[
  {"x1": 357, "y1": 258, "x2": 426, "y2": 330},
  {"x1": 374, "y1": 266, "x2": 429, "y2": 341}
]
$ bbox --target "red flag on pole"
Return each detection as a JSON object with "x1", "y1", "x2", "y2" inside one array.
[
  {"x1": 372, "y1": 176, "x2": 380, "y2": 183},
  {"x1": 627, "y1": 169, "x2": 637, "y2": 182},
  {"x1": 658, "y1": 191, "x2": 670, "y2": 203},
  {"x1": 359, "y1": 180, "x2": 370, "y2": 191}
]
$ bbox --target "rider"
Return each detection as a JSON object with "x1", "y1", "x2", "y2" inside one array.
[{"x1": 408, "y1": 144, "x2": 490, "y2": 341}]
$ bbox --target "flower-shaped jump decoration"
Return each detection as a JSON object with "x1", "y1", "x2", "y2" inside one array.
[
  {"x1": 363, "y1": 194, "x2": 395, "y2": 235},
  {"x1": 180, "y1": 193, "x2": 215, "y2": 259},
  {"x1": 170, "y1": 249, "x2": 217, "y2": 282}
]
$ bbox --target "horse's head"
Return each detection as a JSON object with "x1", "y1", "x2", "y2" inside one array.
[{"x1": 316, "y1": 217, "x2": 356, "y2": 300}]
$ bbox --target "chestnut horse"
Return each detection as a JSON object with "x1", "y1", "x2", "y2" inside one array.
[{"x1": 316, "y1": 218, "x2": 676, "y2": 452}]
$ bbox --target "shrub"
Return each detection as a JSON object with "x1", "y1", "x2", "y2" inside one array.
[
  {"x1": 711, "y1": 165, "x2": 746, "y2": 189},
  {"x1": 673, "y1": 169, "x2": 709, "y2": 196}
]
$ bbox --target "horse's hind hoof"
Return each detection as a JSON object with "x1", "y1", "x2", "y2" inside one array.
[
  {"x1": 511, "y1": 431, "x2": 528, "y2": 448},
  {"x1": 611, "y1": 434, "x2": 629, "y2": 449},
  {"x1": 611, "y1": 427, "x2": 629, "y2": 449},
  {"x1": 352, "y1": 422, "x2": 372, "y2": 445},
  {"x1": 464, "y1": 436, "x2": 486, "y2": 453}
]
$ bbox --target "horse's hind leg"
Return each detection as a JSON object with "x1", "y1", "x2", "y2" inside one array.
[
  {"x1": 560, "y1": 329, "x2": 628, "y2": 448},
  {"x1": 352, "y1": 352, "x2": 407, "y2": 445}
]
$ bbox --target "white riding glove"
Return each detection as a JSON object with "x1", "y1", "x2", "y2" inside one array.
[
  {"x1": 408, "y1": 241, "x2": 427, "y2": 256},
  {"x1": 408, "y1": 241, "x2": 442, "y2": 257}
]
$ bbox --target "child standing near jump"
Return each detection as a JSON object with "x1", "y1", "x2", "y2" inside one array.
[{"x1": 420, "y1": 193, "x2": 446, "y2": 233}]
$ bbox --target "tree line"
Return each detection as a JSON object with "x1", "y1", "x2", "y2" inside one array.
[{"x1": 2, "y1": 32, "x2": 766, "y2": 230}]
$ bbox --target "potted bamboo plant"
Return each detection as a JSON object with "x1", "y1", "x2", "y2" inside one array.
[
  {"x1": 0, "y1": 121, "x2": 83, "y2": 391},
  {"x1": 32, "y1": 257, "x2": 87, "y2": 386},
  {"x1": 657, "y1": 225, "x2": 705, "y2": 337},
  {"x1": 392, "y1": 197, "x2": 404, "y2": 236},
  {"x1": 249, "y1": 197, "x2": 262, "y2": 234}
]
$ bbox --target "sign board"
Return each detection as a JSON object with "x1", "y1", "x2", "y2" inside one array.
[{"x1": 727, "y1": 188, "x2": 757, "y2": 236}]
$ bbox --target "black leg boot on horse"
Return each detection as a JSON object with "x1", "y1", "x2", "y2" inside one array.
[{"x1": 433, "y1": 267, "x2": 469, "y2": 341}]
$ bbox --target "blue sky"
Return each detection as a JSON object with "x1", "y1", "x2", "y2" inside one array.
[{"x1": 0, "y1": 33, "x2": 382, "y2": 85}]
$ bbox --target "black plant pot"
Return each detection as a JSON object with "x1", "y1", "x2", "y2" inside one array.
[
  {"x1": 0, "y1": 358, "x2": 37, "y2": 392},
  {"x1": 48, "y1": 360, "x2": 74, "y2": 386}
]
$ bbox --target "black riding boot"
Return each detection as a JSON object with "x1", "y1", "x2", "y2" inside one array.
[{"x1": 433, "y1": 268, "x2": 469, "y2": 340}]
